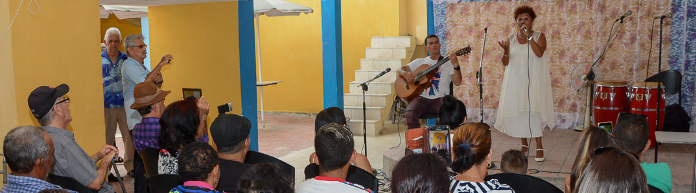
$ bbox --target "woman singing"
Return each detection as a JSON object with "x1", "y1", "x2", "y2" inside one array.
[{"x1": 495, "y1": 5, "x2": 554, "y2": 162}]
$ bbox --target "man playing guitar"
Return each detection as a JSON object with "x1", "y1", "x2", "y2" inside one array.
[{"x1": 396, "y1": 35, "x2": 467, "y2": 129}]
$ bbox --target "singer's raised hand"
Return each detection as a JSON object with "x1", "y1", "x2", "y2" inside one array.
[{"x1": 497, "y1": 40, "x2": 510, "y2": 51}]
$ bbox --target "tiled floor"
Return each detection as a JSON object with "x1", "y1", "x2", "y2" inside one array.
[{"x1": 111, "y1": 113, "x2": 695, "y2": 193}]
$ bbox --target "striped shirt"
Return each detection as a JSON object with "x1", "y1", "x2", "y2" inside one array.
[
  {"x1": 0, "y1": 174, "x2": 77, "y2": 193},
  {"x1": 450, "y1": 179, "x2": 515, "y2": 193}
]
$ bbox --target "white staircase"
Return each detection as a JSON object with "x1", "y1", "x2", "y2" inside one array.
[{"x1": 345, "y1": 36, "x2": 415, "y2": 136}]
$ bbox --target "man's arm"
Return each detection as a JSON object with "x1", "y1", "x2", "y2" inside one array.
[
  {"x1": 90, "y1": 145, "x2": 118, "y2": 163},
  {"x1": 87, "y1": 151, "x2": 116, "y2": 190},
  {"x1": 144, "y1": 54, "x2": 173, "y2": 83},
  {"x1": 449, "y1": 53, "x2": 465, "y2": 86}
]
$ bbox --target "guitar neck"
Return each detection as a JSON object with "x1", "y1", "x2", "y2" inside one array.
[{"x1": 417, "y1": 57, "x2": 451, "y2": 79}]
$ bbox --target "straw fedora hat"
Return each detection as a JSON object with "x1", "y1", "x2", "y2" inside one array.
[{"x1": 130, "y1": 81, "x2": 171, "y2": 109}]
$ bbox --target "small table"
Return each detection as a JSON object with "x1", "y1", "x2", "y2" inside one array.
[
  {"x1": 257, "y1": 81, "x2": 282, "y2": 128},
  {"x1": 654, "y1": 131, "x2": 696, "y2": 191}
]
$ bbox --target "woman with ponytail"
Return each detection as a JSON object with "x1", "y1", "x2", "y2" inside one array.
[
  {"x1": 438, "y1": 95, "x2": 467, "y2": 131},
  {"x1": 450, "y1": 123, "x2": 514, "y2": 193}
]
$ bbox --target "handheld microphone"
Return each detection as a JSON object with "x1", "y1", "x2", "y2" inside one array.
[
  {"x1": 520, "y1": 23, "x2": 527, "y2": 32},
  {"x1": 616, "y1": 10, "x2": 632, "y2": 22}
]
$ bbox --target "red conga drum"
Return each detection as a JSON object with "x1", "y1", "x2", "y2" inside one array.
[
  {"x1": 593, "y1": 81, "x2": 630, "y2": 127},
  {"x1": 629, "y1": 82, "x2": 665, "y2": 148}
]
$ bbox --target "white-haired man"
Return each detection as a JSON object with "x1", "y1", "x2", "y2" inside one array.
[
  {"x1": 101, "y1": 27, "x2": 134, "y2": 176},
  {"x1": 122, "y1": 34, "x2": 172, "y2": 135}
]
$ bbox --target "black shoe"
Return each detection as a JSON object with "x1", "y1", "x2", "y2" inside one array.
[
  {"x1": 127, "y1": 170, "x2": 135, "y2": 178},
  {"x1": 108, "y1": 174, "x2": 122, "y2": 182}
]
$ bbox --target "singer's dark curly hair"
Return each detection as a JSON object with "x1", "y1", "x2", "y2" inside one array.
[{"x1": 514, "y1": 5, "x2": 537, "y2": 21}]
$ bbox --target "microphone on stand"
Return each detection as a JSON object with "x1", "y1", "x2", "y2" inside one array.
[
  {"x1": 358, "y1": 68, "x2": 391, "y2": 87},
  {"x1": 656, "y1": 13, "x2": 672, "y2": 19},
  {"x1": 616, "y1": 10, "x2": 632, "y2": 23}
]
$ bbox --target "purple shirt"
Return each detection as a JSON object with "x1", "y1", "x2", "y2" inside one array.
[{"x1": 132, "y1": 117, "x2": 209, "y2": 153}]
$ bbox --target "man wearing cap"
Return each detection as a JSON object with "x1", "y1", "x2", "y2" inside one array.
[
  {"x1": 28, "y1": 84, "x2": 117, "y2": 192},
  {"x1": 102, "y1": 27, "x2": 134, "y2": 174},
  {"x1": 210, "y1": 114, "x2": 253, "y2": 192}
]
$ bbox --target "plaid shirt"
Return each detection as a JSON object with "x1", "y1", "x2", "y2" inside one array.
[
  {"x1": 133, "y1": 117, "x2": 209, "y2": 153},
  {"x1": 0, "y1": 174, "x2": 77, "y2": 193}
]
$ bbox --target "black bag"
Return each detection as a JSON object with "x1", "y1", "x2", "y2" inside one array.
[{"x1": 662, "y1": 104, "x2": 691, "y2": 132}]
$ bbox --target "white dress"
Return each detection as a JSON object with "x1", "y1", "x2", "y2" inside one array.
[{"x1": 495, "y1": 32, "x2": 555, "y2": 138}]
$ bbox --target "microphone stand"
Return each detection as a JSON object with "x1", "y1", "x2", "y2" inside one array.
[
  {"x1": 477, "y1": 28, "x2": 487, "y2": 123},
  {"x1": 656, "y1": 16, "x2": 667, "y2": 138},
  {"x1": 357, "y1": 69, "x2": 389, "y2": 157}
]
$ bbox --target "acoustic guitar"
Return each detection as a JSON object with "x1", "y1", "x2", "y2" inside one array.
[{"x1": 395, "y1": 46, "x2": 471, "y2": 102}]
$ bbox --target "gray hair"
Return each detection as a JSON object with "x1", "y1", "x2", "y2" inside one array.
[
  {"x1": 38, "y1": 109, "x2": 54, "y2": 126},
  {"x1": 104, "y1": 27, "x2": 122, "y2": 41},
  {"x1": 124, "y1": 34, "x2": 145, "y2": 55},
  {"x1": 3, "y1": 126, "x2": 50, "y2": 174}
]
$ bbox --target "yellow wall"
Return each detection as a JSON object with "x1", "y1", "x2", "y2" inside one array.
[
  {"x1": 7, "y1": 0, "x2": 104, "y2": 157},
  {"x1": 256, "y1": 0, "x2": 403, "y2": 113},
  {"x1": 100, "y1": 14, "x2": 142, "y2": 52},
  {"x1": 0, "y1": 1, "x2": 19, "y2": 184},
  {"x1": 148, "y1": 1, "x2": 242, "y2": 125}
]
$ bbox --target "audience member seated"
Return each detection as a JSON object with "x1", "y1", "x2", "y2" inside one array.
[
  {"x1": 297, "y1": 123, "x2": 372, "y2": 193},
  {"x1": 438, "y1": 95, "x2": 467, "y2": 131},
  {"x1": 613, "y1": 113, "x2": 672, "y2": 193},
  {"x1": 131, "y1": 81, "x2": 171, "y2": 153},
  {"x1": 28, "y1": 84, "x2": 117, "y2": 192},
  {"x1": 573, "y1": 147, "x2": 648, "y2": 193},
  {"x1": 209, "y1": 114, "x2": 253, "y2": 192},
  {"x1": 309, "y1": 107, "x2": 373, "y2": 174},
  {"x1": 500, "y1": 149, "x2": 527, "y2": 174},
  {"x1": 566, "y1": 126, "x2": 620, "y2": 193},
  {"x1": 450, "y1": 123, "x2": 513, "y2": 193},
  {"x1": 237, "y1": 162, "x2": 294, "y2": 193},
  {"x1": 169, "y1": 142, "x2": 222, "y2": 193},
  {"x1": 157, "y1": 96, "x2": 210, "y2": 175},
  {"x1": 391, "y1": 153, "x2": 450, "y2": 193},
  {"x1": 130, "y1": 81, "x2": 170, "y2": 192},
  {"x1": 1, "y1": 126, "x2": 76, "y2": 193}
]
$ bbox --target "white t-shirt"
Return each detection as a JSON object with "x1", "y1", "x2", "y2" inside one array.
[
  {"x1": 406, "y1": 56, "x2": 455, "y2": 99},
  {"x1": 296, "y1": 177, "x2": 373, "y2": 193}
]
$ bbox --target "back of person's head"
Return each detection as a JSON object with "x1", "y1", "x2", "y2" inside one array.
[
  {"x1": 438, "y1": 95, "x2": 467, "y2": 130},
  {"x1": 391, "y1": 153, "x2": 450, "y2": 193},
  {"x1": 574, "y1": 147, "x2": 648, "y2": 193},
  {"x1": 315, "y1": 107, "x2": 347, "y2": 133},
  {"x1": 451, "y1": 122, "x2": 491, "y2": 173},
  {"x1": 314, "y1": 123, "x2": 354, "y2": 173},
  {"x1": 613, "y1": 113, "x2": 649, "y2": 155},
  {"x1": 210, "y1": 114, "x2": 251, "y2": 154},
  {"x1": 178, "y1": 142, "x2": 219, "y2": 182},
  {"x1": 569, "y1": 126, "x2": 621, "y2": 190},
  {"x1": 4, "y1": 126, "x2": 50, "y2": 174},
  {"x1": 500, "y1": 149, "x2": 527, "y2": 174},
  {"x1": 237, "y1": 162, "x2": 294, "y2": 193},
  {"x1": 159, "y1": 97, "x2": 201, "y2": 155}
]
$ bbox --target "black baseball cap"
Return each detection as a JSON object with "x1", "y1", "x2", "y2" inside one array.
[
  {"x1": 28, "y1": 84, "x2": 69, "y2": 119},
  {"x1": 210, "y1": 114, "x2": 251, "y2": 148}
]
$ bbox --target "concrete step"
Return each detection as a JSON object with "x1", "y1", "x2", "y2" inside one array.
[
  {"x1": 365, "y1": 47, "x2": 409, "y2": 59},
  {"x1": 354, "y1": 70, "x2": 397, "y2": 82},
  {"x1": 348, "y1": 81, "x2": 394, "y2": 94},
  {"x1": 343, "y1": 93, "x2": 393, "y2": 107},
  {"x1": 360, "y1": 59, "x2": 405, "y2": 71},
  {"x1": 344, "y1": 106, "x2": 387, "y2": 121},
  {"x1": 371, "y1": 36, "x2": 413, "y2": 48},
  {"x1": 347, "y1": 119, "x2": 383, "y2": 136}
]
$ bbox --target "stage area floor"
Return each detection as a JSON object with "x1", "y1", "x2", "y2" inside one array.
[{"x1": 110, "y1": 113, "x2": 694, "y2": 193}]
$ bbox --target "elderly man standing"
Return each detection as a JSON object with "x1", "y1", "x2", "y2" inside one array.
[
  {"x1": 121, "y1": 34, "x2": 172, "y2": 137},
  {"x1": 28, "y1": 84, "x2": 118, "y2": 192},
  {"x1": 1, "y1": 126, "x2": 76, "y2": 193},
  {"x1": 101, "y1": 27, "x2": 134, "y2": 174}
]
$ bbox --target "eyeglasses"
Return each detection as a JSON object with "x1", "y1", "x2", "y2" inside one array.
[
  {"x1": 131, "y1": 44, "x2": 147, "y2": 49},
  {"x1": 593, "y1": 146, "x2": 639, "y2": 160},
  {"x1": 107, "y1": 39, "x2": 121, "y2": 43},
  {"x1": 55, "y1": 97, "x2": 70, "y2": 105}
]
